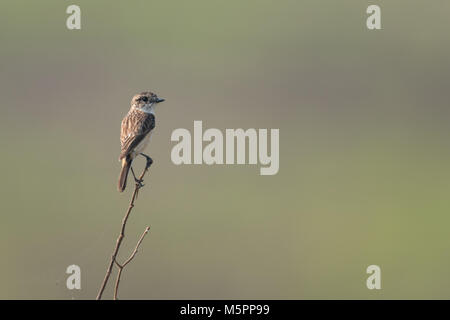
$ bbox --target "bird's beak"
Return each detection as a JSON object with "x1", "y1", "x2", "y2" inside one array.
[{"x1": 156, "y1": 98, "x2": 165, "y2": 103}]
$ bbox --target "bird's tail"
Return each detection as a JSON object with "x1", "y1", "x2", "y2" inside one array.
[{"x1": 118, "y1": 157, "x2": 132, "y2": 192}]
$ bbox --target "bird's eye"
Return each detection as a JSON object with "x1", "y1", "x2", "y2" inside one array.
[{"x1": 141, "y1": 97, "x2": 148, "y2": 102}]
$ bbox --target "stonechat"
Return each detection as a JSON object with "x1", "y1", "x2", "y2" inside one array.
[{"x1": 118, "y1": 91, "x2": 165, "y2": 192}]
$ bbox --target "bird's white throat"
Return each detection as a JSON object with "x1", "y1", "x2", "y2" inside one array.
[{"x1": 135, "y1": 103, "x2": 155, "y2": 115}]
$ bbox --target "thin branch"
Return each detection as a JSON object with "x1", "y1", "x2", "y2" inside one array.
[
  {"x1": 123, "y1": 226, "x2": 151, "y2": 268},
  {"x1": 113, "y1": 226, "x2": 150, "y2": 300},
  {"x1": 96, "y1": 160, "x2": 152, "y2": 300}
]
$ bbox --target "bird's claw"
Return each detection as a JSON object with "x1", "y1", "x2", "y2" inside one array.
[{"x1": 134, "y1": 179, "x2": 145, "y2": 188}]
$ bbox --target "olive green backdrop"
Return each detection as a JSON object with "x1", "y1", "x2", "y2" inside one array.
[{"x1": 1, "y1": 1, "x2": 450, "y2": 299}]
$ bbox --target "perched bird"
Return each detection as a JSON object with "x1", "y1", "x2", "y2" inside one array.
[{"x1": 118, "y1": 91, "x2": 165, "y2": 192}]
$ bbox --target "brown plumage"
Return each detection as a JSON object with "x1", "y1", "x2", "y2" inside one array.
[{"x1": 118, "y1": 91, "x2": 164, "y2": 192}]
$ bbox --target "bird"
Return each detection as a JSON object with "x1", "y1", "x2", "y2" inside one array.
[{"x1": 118, "y1": 91, "x2": 165, "y2": 192}]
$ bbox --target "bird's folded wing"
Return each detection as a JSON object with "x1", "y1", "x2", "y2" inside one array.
[{"x1": 119, "y1": 110, "x2": 155, "y2": 160}]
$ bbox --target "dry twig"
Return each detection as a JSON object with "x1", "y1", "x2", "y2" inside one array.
[
  {"x1": 96, "y1": 158, "x2": 152, "y2": 300},
  {"x1": 113, "y1": 226, "x2": 150, "y2": 299}
]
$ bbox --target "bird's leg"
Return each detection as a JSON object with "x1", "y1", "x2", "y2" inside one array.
[
  {"x1": 140, "y1": 153, "x2": 153, "y2": 170},
  {"x1": 130, "y1": 166, "x2": 144, "y2": 188}
]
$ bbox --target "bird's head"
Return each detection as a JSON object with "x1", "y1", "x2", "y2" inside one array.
[{"x1": 131, "y1": 91, "x2": 165, "y2": 112}]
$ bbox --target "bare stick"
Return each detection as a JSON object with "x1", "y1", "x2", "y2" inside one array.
[
  {"x1": 96, "y1": 159, "x2": 152, "y2": 300},
  {"x1": 113, "y1": 226, "x2": 150, "y2": 300}
]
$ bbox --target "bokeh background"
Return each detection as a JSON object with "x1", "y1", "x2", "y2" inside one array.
[{"x1": 1, "y1": 0, "x2": 450, "y2": 299}]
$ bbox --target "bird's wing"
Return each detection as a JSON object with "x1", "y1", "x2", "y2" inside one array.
[{"x1": 119, "y1": 110, "x2": 155, "y2": 160}]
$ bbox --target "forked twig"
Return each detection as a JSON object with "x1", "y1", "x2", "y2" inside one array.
[
  {"x1": 96, "y1": 159, "x2": 152, "y2": 300},
  {"x1": 113, "y1": 226, "x2": 150, "y2": 299}
]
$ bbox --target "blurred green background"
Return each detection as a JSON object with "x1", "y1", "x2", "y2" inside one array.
[{"x1": 1, "y1": 0, "x2": 450, "y2": 299}]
